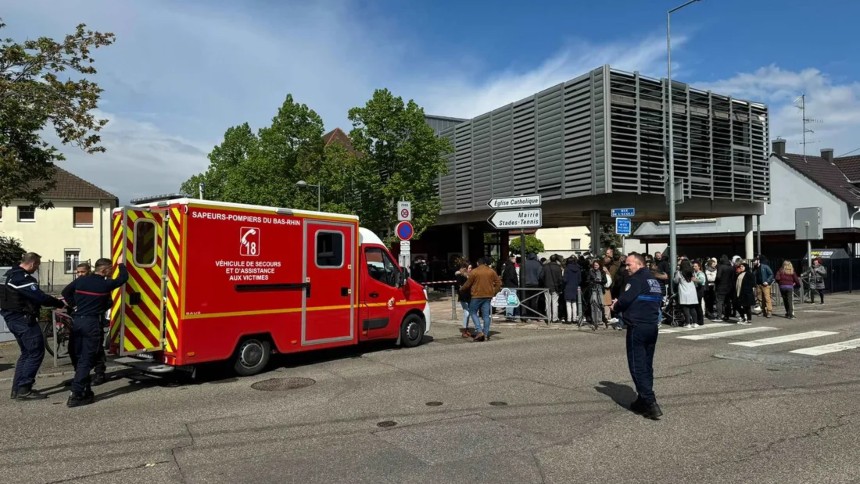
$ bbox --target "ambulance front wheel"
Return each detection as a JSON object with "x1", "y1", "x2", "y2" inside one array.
[
  {"x1": 400, "y1": 314, "x2": 425, "y2": 348},
  {"x1": 233, "y1": 337, "x2": 272, "y2": 376}
]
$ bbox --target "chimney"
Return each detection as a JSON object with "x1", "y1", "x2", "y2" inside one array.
[
  {"x1": 821, "y1": 148, "x2": 834, "y2": 163},
  {"x1": 772, "y1": 139, "x2": 786, "y2": 157}
]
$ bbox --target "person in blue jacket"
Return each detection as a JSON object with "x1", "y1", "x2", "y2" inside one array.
[
  {"x1": 612, "y1": 252, "x2": 663, "y2": 420},
  {"x1": 62, "y1": 255, "x2": 128, "y2": 407},
  {"x1": 0, "y1": 253, "x2": 66, "y2": 400},
  {"x1": 753, "y1": 255, "x2": 775, "y2": 318}
]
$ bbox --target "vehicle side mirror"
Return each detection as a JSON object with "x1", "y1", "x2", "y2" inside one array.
[{"x1": 397, "y1": 267, "x2": 409, "y2": 287}]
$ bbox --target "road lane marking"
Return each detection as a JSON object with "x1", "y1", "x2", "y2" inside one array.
[
  {"x1": 730, "y1": 331, "x2": 838, "y2": 347},
  {"x1": 678, "y1": 327, "x2": 777, "y2": 341},
  {"x1": 660, "y1": 322, "x2": 733, "y2": 334},
  {"x1": 790, "y1": 338, "x2": 860, "y2": 356}
]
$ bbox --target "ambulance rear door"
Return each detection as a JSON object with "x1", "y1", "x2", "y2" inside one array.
[{"x1": 109, "y1": 208, "x2": 168, "y2": 355}]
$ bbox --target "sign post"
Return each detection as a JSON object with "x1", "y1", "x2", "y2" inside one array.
[
  {"x1": 611, "y1": 209, "x2": 634, "y2": 254},
  {"x1": 396, "y1": 204, "x2": 414, "y2": 268},
  {"x1": 610, "y1": 208, "x2": 635, "y2": 218},
  {"x1": 397, "y1": 201, "x2": 412, "y2": 221},
  {"x1": 488, "y1": 196, "x2": 543, "y2": 307},
  {"x1": 488, "y1": 195, "x2": 542, "y2": 210},
  {"x1": 487, "y1": 208, "x2": 542, "y2": 230}
]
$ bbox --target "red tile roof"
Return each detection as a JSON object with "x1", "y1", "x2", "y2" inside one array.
[
  {"x1": 34, "y1": 165, "x2": 118, "y2": 202},
  {"x1": 779, "y1": 153, "x2": 860, "y2": 205},
  {"x1": 834, "y1": 156, "x2": 860, "y2": 182},
  {"x1": 323, "y1": 128, "x2": 357, "y2": 155}
]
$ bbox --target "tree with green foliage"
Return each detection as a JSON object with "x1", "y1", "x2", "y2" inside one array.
[
  {"x1": 0, "y1": 235, "x2": 25, "y2": 266},
  {"x1": 509, "y1": 235, "x2": 545, "y2": 255},
  {"x1": 0, "y1": 20, "x2": 114, "y2": 208},
  {"x1": 180, "y1": 95, "x2": 327, "y2": 210},
  {"x1": 347, "y1": 89, "x2": 451, "y2": 243}
]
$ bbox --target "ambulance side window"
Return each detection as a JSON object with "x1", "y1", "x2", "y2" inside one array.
[
  {"x1": 133, "y1": 219, "x2": 157, "y2": 267},
  {"x1": 316, "y1": 231, "x2": 343, "y2": 268},
  {"x1": 365, "y1": 248, "x2": 396, "y2": 287}
]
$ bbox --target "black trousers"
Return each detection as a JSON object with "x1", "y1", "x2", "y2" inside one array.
[
  {"x1": 70, "y1": 315, "x2": 101, "y2": 394},
  {"x1": 626, "y1": 322, "x2": 658, "y2": 404}
]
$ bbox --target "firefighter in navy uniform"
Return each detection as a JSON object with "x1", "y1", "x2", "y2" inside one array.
[
  {"x1": 612, "y1": 252, "x2": 664, "y2": 420},
  {"x1": 62, "y1": 256, "x2": 128, "y2": 407},
  {"x1": 63, "y1": 262, "x2": 108, "y2": 385},
  {"x1": 0, "y1": 253, "x2": 66, "y2": 401}
]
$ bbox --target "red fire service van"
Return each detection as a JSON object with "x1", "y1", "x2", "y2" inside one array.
[{"x1": 108, "y1": 198, "x2": 430, "y2": 376}]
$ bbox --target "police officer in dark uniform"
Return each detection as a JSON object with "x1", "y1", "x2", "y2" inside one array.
[
  {"x1": 612, "y1": 252, "x2": 664, "y2": 420},
  {"x1": 0, "y1": 252, "x2": 66, "y2": 400},
  {"x1": 62, "y1": 256, "x2": 128, "y2": 407}
]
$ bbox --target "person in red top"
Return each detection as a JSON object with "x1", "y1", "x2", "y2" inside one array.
[{"x1": 774, "y1": 260, "x2": 801, "y2": 319}]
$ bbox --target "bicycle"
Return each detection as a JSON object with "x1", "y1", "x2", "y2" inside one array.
[
  {"x1": 661, "y1": 293, "x2": 686, "y2": 327},
  {"x1": 42, "y1": 309, "x2": 72, "y2": 359}
]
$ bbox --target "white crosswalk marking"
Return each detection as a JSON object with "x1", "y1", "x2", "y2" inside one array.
[
  {"x1": 659, "y1": 322, "x2": 733, "y2": 334},
  {"x1": 730, "y1": 331, "x2": 838, "y2": 348},
  {"x1": 790, "y1": 338, "x2": 860, "y2": 356},
  {"x1": 677, "y1": 327, "x2": 777, "y2": 341}
]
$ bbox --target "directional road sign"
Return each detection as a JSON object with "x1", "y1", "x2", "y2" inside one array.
[
  {"x1": 395, "y1": 221, "x2": 414, "y2": 241},
  {"x1": 487, "y1": 208, "x2": 542, "y2": 230},
  {"x1": 611, "y1": 207, "x2": 635, "y2": 218},
  {"x1": 615, "y1": 217, "x2": 631, "y2": 236},
  {"x1": 487, "y1": 195, "x2": 541, "y2": 209},
  {"x1": 397, "y1": 201, "x2": 412, "y2": 221}
]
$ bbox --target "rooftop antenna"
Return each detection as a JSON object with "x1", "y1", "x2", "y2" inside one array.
[{"x1": 794, "y1": 93, "x2": 822, "y2": 162}]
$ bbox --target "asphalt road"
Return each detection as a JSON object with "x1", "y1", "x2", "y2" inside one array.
[{"x1": 1, "y1": 294, "x2": 859, "y2": 484}]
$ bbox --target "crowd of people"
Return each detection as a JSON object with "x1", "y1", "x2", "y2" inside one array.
[{"x1": 453, "y1": 248, "x2": 830, "y2": 337}]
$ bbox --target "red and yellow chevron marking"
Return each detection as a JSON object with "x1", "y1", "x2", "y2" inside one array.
[
  {"x1": 121, "y1": 210, "x2": 165, "y2": 353},
  {"x1": 109, "y1": 213, "x2": 124, "y2": 351},
  {"x1": 163, "y1": 207, "x2": 182, "y2": 355}
]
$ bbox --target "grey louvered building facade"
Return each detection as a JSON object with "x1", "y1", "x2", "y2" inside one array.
[{"x1": 430, "y1": 65, "x2": 770, "y2": 228}]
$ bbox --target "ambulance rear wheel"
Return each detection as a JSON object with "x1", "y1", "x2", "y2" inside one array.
[
  {"x1": 400, "y1": 314, "x2": 424, "y2": 348},
  {"x1": 233, "y1": 338, "x2": 271, "y2": 376}
]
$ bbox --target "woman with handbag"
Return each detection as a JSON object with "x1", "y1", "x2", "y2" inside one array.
[{"x1": 775, "y1": 260, "x2": 801, "y2": 319}]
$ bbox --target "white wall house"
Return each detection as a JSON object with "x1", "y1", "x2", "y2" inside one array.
[
  {"x1": 534, "y1": 226, "x2": 592, "y2": 259},
  {"x1": 631, "y1": 142, "x2": 860, "y2": 261},
  {"x1": 0, "y1": 166, "x2": 117, "y2": 291}
]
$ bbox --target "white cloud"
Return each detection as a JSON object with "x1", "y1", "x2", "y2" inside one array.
[
  {"x1": 697, "y1": 66, "x2": 860, "y2": 156},
  {"x1": 412, "y1": 35, "x2": 679, "y2": 119},
  {"x1": 53, "y1": 112, "x2": 210, "y2": 204}
]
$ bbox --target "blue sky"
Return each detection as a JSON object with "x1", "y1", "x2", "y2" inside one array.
[{"x1": 2, "y1": 0, "x2": 859, "y2": 202}]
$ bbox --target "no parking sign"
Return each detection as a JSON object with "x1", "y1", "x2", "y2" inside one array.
[{"x1": 396, "y1": 221, "x2": 414, "y2": 241}]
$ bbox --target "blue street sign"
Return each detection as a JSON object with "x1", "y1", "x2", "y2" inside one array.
[
  {"x1": 615, "y1": 217, "x2": 631, "y2": 236},
  {"x1": 611, "y1": 207, "x2": 635, "y2": 218},
  {"x1": 396, "y1": 221, "x2": 414, "y2": 241}
]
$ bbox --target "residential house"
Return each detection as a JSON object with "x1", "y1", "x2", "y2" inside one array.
[
  {"x1": 0, "y1": 166, "x2": 118, "y2": 291},
  {"x1": 631, "y1": 140, "x2": 860, "y2": 290}
]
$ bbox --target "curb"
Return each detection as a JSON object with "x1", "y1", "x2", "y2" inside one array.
[{"x1": 433, "y1": 318, "x2": 592, "y2": 331}]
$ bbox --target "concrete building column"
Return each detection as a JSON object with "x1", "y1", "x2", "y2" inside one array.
[
  {"x1": 461, "y1": 223, "x2": 470, "y2": 261},
  {"x1": 744, "y1": 215, "x2": 754, "y2": 261},
  {"x1": 590, "y1": 211, "x2": 601, "y2": 255}
]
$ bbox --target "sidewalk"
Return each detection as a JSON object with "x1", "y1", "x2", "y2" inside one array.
[
  {"x1": 0, "y1": 341, "x2": 122, "y2": 383},
  {"x1": 427, "y1": 290, "x2": 860, "y2": 333}
]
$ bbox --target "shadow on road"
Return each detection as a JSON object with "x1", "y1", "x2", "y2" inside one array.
[{"x1": 595, "y1": 381, "x2": 637, "y2": 413}]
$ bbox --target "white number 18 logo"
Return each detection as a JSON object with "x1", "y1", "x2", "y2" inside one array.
[{"x1": 240, "y1": 227, "x2": 260, "y2": 257}]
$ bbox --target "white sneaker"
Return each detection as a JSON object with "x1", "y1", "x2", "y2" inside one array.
[
  {"x1": 683, "y1": 324, "x2": 691, "y2": 328},
  {"x1": 738, "y1": 319, "x2": 751, "y2": 325},
  {"x1": 610, "y1": 317, "x2": 619, "y2": 324}
]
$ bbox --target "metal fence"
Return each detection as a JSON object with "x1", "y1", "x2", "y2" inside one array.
[{"x1": 37, "y1": 259, "x2": 90, "y2": 295}]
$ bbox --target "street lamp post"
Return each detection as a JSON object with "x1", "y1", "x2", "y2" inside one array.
[
  {"x1": 667, "y1": 0, "x2": 700, "y2": 278},
  {"x1": 296, "y1": 180, "x2": 321, "y2": 212}
]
